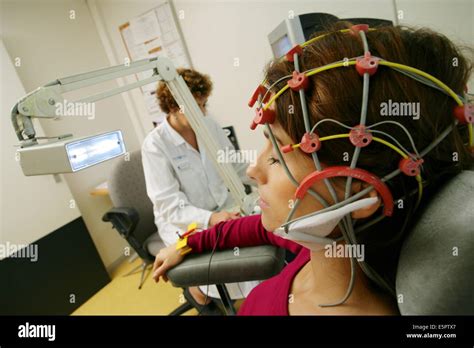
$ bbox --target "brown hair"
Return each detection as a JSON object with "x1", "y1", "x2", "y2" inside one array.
[
  {"x1": 265, "y1": 23, "x2": 473, "y2": 293},
  {"x1": 157, "y1": 68, "x2": 213, "y2": 113}
]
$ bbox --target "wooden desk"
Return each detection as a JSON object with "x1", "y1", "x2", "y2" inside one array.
[{"x1": 90, "y1": 181, "x2": 109, "y2": 196}]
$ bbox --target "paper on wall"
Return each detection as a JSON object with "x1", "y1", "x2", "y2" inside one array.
[{"x1": 119, "y1": 2, "x2": 192, "y2": 125}]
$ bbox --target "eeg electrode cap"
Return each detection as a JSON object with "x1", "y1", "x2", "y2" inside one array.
[
  {"x1": 355, "y1": 52, "x2": 380, "y2": 76},
  {"x1": 350, "y1": 24, "x2": 370, "y2": 35},
  {"x1": 453, "y1": 104, "x2": 474, "y2": 124},
  {"x1": 250, "y1": 107, "x2": 276, "y2": 130},
  {"x1": 287, "y1": 71, "x2": 309, "y2": 91},
  {"x1": 248, "y1": 85, "x2": 271, "y2": 108},
  {"x1": 349, "y1": 125, "x2": 373, "y2": 147},
  {"x1": 299, "y1": 132, "x2": 321, "y2": 153},
  {"x1": 399, "y1": 156, "x2": 424, "y2": 177},
  {"x1": 286, "y1": 44, "x2": 303, "y2": 62}
]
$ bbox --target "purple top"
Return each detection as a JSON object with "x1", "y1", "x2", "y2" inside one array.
[{"x1": 187, "y1": 215, "x2": 310, "y2": 315}]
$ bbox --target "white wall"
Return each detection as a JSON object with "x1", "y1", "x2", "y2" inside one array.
[
  {"x1": 90, "y1": 0, "x2": 396, "y2": 152},
  {"x1": 0, "y1": 39, "x2": 81, "y2": 258},
  {"x1": 396, "y1": 0, "x2": 473, "y2": 43},
  {"x1": 1, "y1": 0, "x2": 137, "y2": 269},
  {"x1": 396, "y1": 0, "x2": 474, "y2": 89}
]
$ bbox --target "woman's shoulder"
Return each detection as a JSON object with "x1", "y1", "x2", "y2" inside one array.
[{"x1": 142, "y1": 124, "x2": 170, "y2": 151}]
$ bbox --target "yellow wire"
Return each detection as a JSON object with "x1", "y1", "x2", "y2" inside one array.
[
  {"x1": 263, "y1": 61, "x2": 356, "y2": 110},
  {"x1": 319, "y1": 134, "x2": 350, "y2": 142},
  {"x1": 264, "y1": 56, "x2": 464, "y2": 108},
  {"x1": 261, "y1": 27, "x2": 369, "y2": 91},
  {"x1": 318, "y1": 134, "x2": 409, "y2": 159},
  {"x1": 264, "y1": 60, "x2": 462, "y2": 110},
  {"x1": 301, "y1": 32, "x2": 333, "y2": 48},
  {"x1": 380, "y1": 61, "x2": 473, "y2": 146},
  {"x1": 318, "y1": 133, "x2": 424, "y2": 204},
  {"x1": 415, "y1": 174, "x2": 423, "y2": 209},
  {"x1": 262, "y1": 59, "x2": 472, "y2": 146},
  {"x1": 306, "y1": 61, "x2": 356, "y2": 77},
  {"x1": 263, "y1": 85, "x2": 290, "y2": 110},
  {"x1": 260, "y1": 34, "x2": 472, "y2": 147},
  {"x1": 371, "y1": 136, "x2": 409, "y2": 158},
  {"x1": 300, "y1": 27, "x2": 376, "y2": 48},
  {"x1": 373, "y1": 137, "x2": 424, "y2": 204},
  {"x1": 262, "y1": 27, "x2": 374, "y2": 87},
  {"x1": 469, "y1": 124, "x2": 473, "y2": 147},
  {"x1": 378, "y1": 61, "x2": 463, "y2": 106}
]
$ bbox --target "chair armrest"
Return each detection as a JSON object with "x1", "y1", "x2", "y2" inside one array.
[
  {"x1": 102, "y1": 207, "x2": 139, "y2": 238},
  {"x1": 166, "y1": 245, "x2": 285, "y2": 288}
]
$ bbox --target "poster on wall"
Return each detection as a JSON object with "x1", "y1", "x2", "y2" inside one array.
[{"x1": 119, "y1": 1, "x2": 192, "y2": 125}]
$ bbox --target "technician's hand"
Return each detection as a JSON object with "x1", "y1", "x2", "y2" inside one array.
[
  {"x1": 152, "y1": 244, "x2": 184, "y2": 283},
  {"x1": 209, "y1": 211, "x2": 240, "y2": 227}
]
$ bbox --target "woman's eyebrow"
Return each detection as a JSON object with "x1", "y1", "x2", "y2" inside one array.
[{"x1": 263, "y1": 130, "x2": 283, "y2": 145}]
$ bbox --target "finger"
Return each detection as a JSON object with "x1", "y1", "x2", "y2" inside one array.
[
  {"x1": 163, "y1": 274, "x2": 169, "y2": 282},
  {"x1": 153, "y1": 263, "x2": 168, "y2": 282},
  {"x1": 152, "y1": 261, "x2": 165, "y2": 281},
  {"x1": 152, "y1": 258, "x2": 163, "y2": 273},
  {"x1": 152, "y1": 268, "x2": 161, "y2": 282}
]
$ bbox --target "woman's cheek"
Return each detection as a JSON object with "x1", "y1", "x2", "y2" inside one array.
[{"x1": 263, "y1": 170, "x2": 295, "y2": 230}]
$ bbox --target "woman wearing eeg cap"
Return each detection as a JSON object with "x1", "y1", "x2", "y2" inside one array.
[{"x1": 151, "y1": 24, "x2": 473, "y2": 315}]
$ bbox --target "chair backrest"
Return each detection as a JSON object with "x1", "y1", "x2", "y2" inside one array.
[
  {"x1": 396, "y1": 170, "x2": 474, "y2": 315},
  {"x1": 107, "y1": 150, "x2": 157, "y2": 248}
]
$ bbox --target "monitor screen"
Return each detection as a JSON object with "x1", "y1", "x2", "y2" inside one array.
[
  {"x1": 271, "y1": 34, "x2": 292, "y2": 58},
  {"x1": 66, "y1": 131, "x2": 126, "y2": 172}
]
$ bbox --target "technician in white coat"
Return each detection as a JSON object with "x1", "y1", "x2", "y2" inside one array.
[{"x1": 142, "y1": 68, "x2": 258, "y2": 314}]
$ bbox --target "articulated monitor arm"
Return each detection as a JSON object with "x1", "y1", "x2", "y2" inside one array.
[
  {"x1": 11, "y1": 58, "x2": 170, "y2": 145},
  {"x1": 11, "y1": 57, "x2": 256, "y2": 214}
]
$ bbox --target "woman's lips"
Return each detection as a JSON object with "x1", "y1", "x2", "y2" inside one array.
[{"x1": 258, "y1": 197, "x2": 270, "y2": 209}]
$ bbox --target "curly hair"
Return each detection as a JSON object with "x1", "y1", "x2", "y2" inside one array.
[{"x1": 156, "y1": 68, "x2": 213, "y2": 114}]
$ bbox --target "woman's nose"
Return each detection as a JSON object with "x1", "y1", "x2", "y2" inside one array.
[{"x1": 246, "y1": 154, "x2": 266, "y2": 185}]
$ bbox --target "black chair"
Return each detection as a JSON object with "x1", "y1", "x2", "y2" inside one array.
[
  {"x1": 102, "y1": 150, "x2": 193, "y2": 315},
  {"x1": 396, "y1": 169, "x2": 474, "y2": 314}
]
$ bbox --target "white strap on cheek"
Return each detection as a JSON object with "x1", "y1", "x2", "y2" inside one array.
[{"x1": 273, "y1": 197, "x2": 379, "y2": 251}]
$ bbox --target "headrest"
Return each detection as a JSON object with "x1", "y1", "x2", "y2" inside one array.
[{"x1": 396, "y1": 170, "x2": 474, "y2": 314}]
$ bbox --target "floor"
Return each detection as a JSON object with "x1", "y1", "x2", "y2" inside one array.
[{"x1": 72, "y1": 257, "x2": 197, "y2": 315}]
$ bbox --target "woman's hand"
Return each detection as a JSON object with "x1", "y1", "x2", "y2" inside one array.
[{"x1": 152, "y1": 244, "x2": 185, "y2": 283}]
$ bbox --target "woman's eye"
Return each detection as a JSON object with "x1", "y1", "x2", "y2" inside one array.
[{"x1": 267, "y1": 156, "x2": 280, "y2": 165}]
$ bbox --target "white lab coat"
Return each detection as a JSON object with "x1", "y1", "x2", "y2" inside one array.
[{"x1": 142, "y1": 114, "x2": 259, "y2": 299}]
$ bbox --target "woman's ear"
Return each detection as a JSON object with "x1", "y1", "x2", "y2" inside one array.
[{"x1": 351, "y1": 186, "x2": 381, "y2": 219}]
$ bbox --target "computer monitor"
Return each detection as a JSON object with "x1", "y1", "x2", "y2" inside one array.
[{"x1": 268, "y1": 13, "x2": 393, "y2": 58}]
